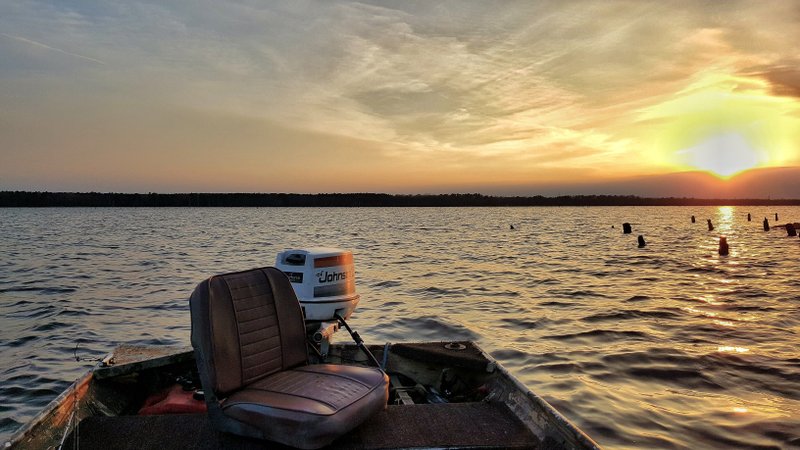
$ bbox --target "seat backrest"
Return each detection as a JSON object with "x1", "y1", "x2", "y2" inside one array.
[{"x1": 190, "y1": 267, "x2": 307, "y2": 396}]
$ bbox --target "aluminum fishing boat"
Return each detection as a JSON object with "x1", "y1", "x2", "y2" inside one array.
[{"x1": 6, "y1": 248, "x2": 601, "y2": 450}]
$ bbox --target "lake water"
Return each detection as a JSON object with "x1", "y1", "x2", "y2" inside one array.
[{"x1": 1, "y1": 206, "x2": 799, "y2": 449}]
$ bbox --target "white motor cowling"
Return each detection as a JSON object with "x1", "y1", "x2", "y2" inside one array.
[{"x1": 275, "y1": 248, "x2": 359, "y2": 321}]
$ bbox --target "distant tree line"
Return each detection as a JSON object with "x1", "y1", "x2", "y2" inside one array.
[{"x1": 2, "y1": 191, "x2": 799, "y2": 207}]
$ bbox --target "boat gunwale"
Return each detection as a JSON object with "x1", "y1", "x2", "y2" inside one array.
[
  {"x1": 5, "y1": 369, "x2": 93, "y2": 448},
  {"x1": 472, "y1": 344, "x2": 602, "y2": 450}
]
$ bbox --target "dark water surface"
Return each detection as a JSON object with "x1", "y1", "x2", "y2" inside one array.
[{"x1": 1, "y1": 207, "x2": 799, "y2": 449}]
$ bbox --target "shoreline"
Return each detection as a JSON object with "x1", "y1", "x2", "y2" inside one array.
[{"x1": 3, "y1": 191, "x2": 800, "y2": 207}]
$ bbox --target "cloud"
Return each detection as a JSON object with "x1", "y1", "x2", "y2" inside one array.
[
  {"x1": 745, "y1": 62, "x2": 800, "y2": 99},
  {"x1": 0, "y1": 33, "x2": 105, "y2": 65}
]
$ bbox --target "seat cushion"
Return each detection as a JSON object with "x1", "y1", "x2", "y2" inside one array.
[{"x1": 222, "y1": 364, "x2": 389, "y2": 449}]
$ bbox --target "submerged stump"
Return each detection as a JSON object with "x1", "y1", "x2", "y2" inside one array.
[
  {"x1": 787, "y1": 223, "x2": 797, "y2": 237},
  {"x1": 719, "y1": 237, "x2": 729, "y2": 256},
  {"x1": 622, "y1": 223, "x2": 632, "y2": 234},
  {"x1": 637, "y1": 235, "x2": 646, "y2": 248},
  {"x1": 764, "y1": 218, "x2": 770, "y2": 231},
  {"x1": 707, "y1": 219, "x2": 714, "y2": 231}
]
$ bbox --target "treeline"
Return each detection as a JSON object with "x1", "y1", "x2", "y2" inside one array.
[{"x1": 2, "y1": 191, "x2": 800, "y2": 207}]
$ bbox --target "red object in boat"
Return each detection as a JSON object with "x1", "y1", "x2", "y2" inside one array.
[{"x1": 138, "y1": 384, "x2": 207, "y2": 415}]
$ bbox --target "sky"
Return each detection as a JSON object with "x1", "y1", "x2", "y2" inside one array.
[{"x1": 1, "y1": 1, "x2": 800, "y2": 197}]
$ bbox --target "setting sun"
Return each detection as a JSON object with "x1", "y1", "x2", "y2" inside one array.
[
  {"x1": 676, "y1": 132, "x2": 761, "y2": 178},
  {"x1": 640, "y1": 72, "x2": 800, "y2": 179}
]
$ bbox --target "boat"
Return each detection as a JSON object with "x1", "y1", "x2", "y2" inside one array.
[{"x1": 6, "y1": 249, "x2": 602, "y2": 450}]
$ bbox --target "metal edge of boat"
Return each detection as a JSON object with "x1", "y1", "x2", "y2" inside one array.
[
  {"x1": 471, "y1": 344, "x2": 601, "y2": 450},
  {"x1": 5, "y1": 368, "x2": 92, "y2": 450},
  {"x1": 5, "y1": 345, "x2": 192, "y2": 450}
]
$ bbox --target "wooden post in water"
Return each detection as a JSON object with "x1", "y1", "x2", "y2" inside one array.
[
  {"x1": 747, "y1": 213, "x2": 751, "y2": 222},
  {"x1": 691, "y1": 215, "x2": 696, "y2": 223},
  {"x1": 719, "y1": 237, "x2": 729, "y2": 256},
  {"x1": 707, "y1": 219, "x2": 714, "y2": 231},
  {"x1": 622, "y1": 223, "x2": 632, "y2": 234},
  {"x1": 764, "y1": 218, "x2": 770, "y2": 231},
  {"x1": 787, "y1": 223, "x2": 797, "y2": 237},
  {"x1": 775, "y1": 213, "x2": 779, "y2": 221},
  {"x1": 638, "y1": 235, "x2": 646, "y2": 248}
]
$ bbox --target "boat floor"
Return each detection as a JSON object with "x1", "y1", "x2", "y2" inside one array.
[{"x1": 62, "y1": 401, "x2": 539, "y2": 449}]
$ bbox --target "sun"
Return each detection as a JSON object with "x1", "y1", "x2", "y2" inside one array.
[
  {"x1": 639, "y1": 72, "x2": 800, "y2": 178},
  {"x1": 675, "y1": 131, "x2": 761, "y2": 178}
]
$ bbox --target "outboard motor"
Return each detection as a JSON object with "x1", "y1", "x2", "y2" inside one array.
[{"x1": 276, "y1": 248, "x2": 360, "y2": 356}]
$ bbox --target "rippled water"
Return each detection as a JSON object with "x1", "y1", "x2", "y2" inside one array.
[{"x1": 1, "y1": 207, "x2": 799, "y2": 449}]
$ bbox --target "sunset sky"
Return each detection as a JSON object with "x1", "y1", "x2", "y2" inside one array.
[{"x1": 2, "y1": 1, "x2": 800, "y2": 197}]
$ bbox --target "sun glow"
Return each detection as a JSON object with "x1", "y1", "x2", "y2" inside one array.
[
  {"x1": 640, "y1": 73, "x2": 800, "y2": 178},
  {"x1": 676, "y1": 132, "x2": 761, "y2": 178}
]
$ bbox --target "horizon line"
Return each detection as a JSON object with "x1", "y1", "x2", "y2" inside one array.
[
  {"x1": 1, "y1": 190, "x2": 798, "y2": 200},
  {"x1": 3, "y1": 191, "x2": 800, "y2": 208}
]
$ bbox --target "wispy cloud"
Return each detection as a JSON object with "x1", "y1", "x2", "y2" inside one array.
[{"x1": 0, "y1": 32, "x2": 105, "y2": 65}]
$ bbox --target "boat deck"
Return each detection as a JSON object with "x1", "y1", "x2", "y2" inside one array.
[{"x1": 62, "y1": 401, "x2": 539, "y2": 449}]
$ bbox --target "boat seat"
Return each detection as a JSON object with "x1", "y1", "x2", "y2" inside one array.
[{"x1": 189, "y1": 267, "x2": 389, "y2": 449}]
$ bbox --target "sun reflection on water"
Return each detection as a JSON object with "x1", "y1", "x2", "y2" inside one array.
[
  {"x1": 718, "y1": 346, "x2": 750, "y2": 353},
  {"x1": 717, "y1": 206, "x2": 734, "y2": 232},
  {"x1": 696, "y1": 295, "x2": 724, "y2": 306}
]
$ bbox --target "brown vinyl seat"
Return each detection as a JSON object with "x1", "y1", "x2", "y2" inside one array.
[{"x1": 189, "y1": 267, "x2": 389, "y2": 449}]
